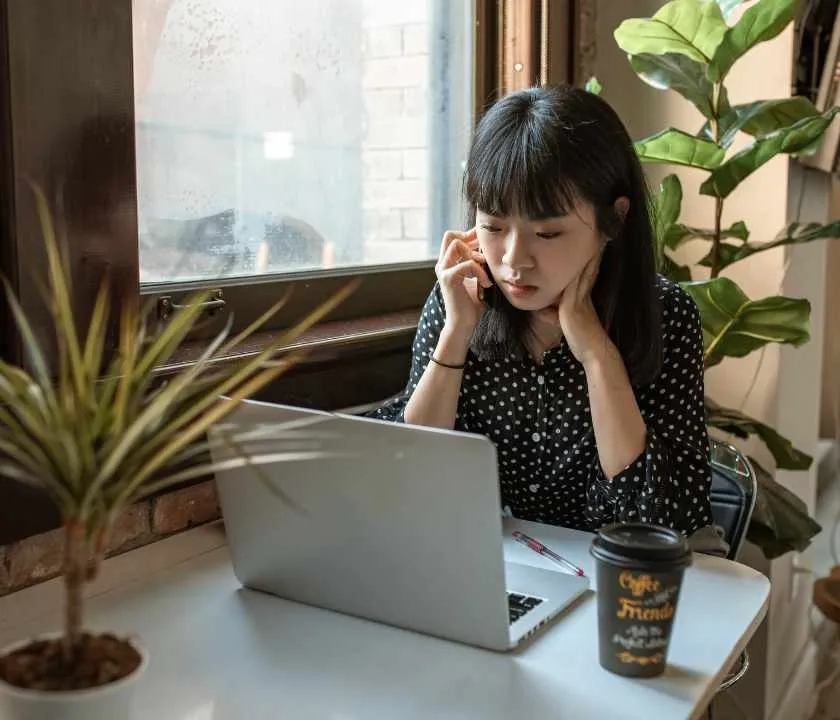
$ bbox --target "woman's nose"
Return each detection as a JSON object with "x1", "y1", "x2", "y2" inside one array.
[{"x1": 502, "y1": 232, "x2": 534, "y2": 270}]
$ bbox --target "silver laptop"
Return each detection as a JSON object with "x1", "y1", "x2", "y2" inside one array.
[{"x1": 211, "y1": 399, "x2": 589, "y2": 651}]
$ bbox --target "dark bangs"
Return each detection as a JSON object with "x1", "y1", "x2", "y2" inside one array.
[{"x1": 463, "y1": 103, "x2": 578, "y2": 220}]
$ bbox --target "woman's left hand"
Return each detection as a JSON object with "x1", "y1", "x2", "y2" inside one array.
[{"x1": 535, "y1": 248, "x2": 611, "y2": 366}]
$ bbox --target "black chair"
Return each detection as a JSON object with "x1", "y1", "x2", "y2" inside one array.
[
  {"x1": 710, "y1": 438, "x2": 757, "y2": 560},
  {"x1": 708, "y1": 437, "x2": 758, "y2": 695}
]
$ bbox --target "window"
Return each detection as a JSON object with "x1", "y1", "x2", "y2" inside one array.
[
  {"x1": 0, "y1": 0, "x2": 576, "y2": 545},
  {"x1": 133, "y1": 0, "x2": 474, "y2": 284},
  {"x1": 0, "y1": 0, "x2": 576, "y2": 350}
]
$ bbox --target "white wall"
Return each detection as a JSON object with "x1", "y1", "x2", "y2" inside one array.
[{"x1": 596, "y1": 3, "x2": 828, "y2": 718}]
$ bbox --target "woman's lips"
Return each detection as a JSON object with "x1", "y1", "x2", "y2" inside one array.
[{"x1": 503, "y1": 281, "x2": 538, "y2": 298}]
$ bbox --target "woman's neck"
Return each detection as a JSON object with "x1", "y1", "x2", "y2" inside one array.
[{"x1": 527, "y1": 314, "x2": 563, "y2": 362}]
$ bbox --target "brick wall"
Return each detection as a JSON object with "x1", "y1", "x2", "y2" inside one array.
[
  {"x1": 0, "y1": 481, "x2": 221, "y2": 597},
  {"x1": 361, "y1": 5, "x2": 431, "y2": 265}
]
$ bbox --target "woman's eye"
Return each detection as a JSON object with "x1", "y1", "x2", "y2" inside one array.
[
  {"x1": 480, "y1": 224, "x2": 502, "y2": 233},
  {"x1": 536, "y1": 231, "x2": 563, "y2": 239}
]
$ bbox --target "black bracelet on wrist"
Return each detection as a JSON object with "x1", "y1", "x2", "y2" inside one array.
[{"x1": 430, "y1": 355, "x2": 466, "y2": 370}]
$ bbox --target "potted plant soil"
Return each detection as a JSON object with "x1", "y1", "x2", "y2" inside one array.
[{"x1": 0, "y1": 188, "x2": 354, "y2": 719}]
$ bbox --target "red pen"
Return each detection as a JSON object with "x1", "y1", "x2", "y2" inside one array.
[{"x1": 512, "y1": 530, "x2": 586, "y2": 577}]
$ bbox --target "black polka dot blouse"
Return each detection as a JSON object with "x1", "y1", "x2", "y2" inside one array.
[{"x1": 371, "y1": 276, "x2": 713, "y2": 537}]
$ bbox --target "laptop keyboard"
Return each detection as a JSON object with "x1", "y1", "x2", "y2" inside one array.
[{"x1": 507, "y1": 592, "x2": 544, "y2": 624}]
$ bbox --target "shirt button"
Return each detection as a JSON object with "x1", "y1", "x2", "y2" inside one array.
[
  {"x1": 532, "y1": 432, "x2": 541, "y2": 442},
  {"x1": 537, "y1": 375, "x2": 545, "y2": 385}
]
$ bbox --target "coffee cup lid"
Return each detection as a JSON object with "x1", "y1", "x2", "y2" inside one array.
[{"x1": 590, "y1": 522, "x2": 692, "y2": 569}]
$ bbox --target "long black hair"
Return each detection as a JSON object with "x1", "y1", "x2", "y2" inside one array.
[{"x1": 464, "y1": 85, "x2": 662, "y2": 387}]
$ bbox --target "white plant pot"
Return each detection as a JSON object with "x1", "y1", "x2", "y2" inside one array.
[{"x1": 0, "y1": 634, "x2": 148, "y2": 720}]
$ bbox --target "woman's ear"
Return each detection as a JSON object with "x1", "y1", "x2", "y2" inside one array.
[{"x1": 614, "y1": 196, "x2": 630, "y2": 221}]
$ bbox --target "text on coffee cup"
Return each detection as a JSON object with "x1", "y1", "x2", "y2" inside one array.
[
  {"x1": 619, "y1": 571, "x2": 660, "y2": 597},
  {"x1": 616, "y1": 598, "x2": 675, "y2": 621}
]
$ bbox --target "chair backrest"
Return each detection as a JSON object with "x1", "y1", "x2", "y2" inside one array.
[{"x1": 709, "y1": 438, "x2": 757, "y2": 560}]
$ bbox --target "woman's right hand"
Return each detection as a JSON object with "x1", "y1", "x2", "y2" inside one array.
[{"x1": 435, "y1": 228, "x2": 493, "y2": 335}]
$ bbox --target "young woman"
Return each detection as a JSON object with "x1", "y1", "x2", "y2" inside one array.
[{"x1": 371, "y1": 85, "x2": 713, "y2": 538}]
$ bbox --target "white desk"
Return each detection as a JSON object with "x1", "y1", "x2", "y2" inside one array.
[{"x1": 0, "y1": 519, "x2": 769, "y2": 720}]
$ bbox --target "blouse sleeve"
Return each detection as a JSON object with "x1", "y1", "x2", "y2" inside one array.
[
  {"x1": 585, "y1": 282, "x2": 713, "y2": 536},
  {"x1": 367, "y1": 284, "x2": 449, "y2": 424}
]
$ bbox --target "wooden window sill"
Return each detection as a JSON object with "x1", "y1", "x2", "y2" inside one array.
[{"x1": 157, "y1": 308, "x2": 421, "y2": 375}]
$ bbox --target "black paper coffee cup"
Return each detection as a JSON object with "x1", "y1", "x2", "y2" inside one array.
[{"x1": 590, "y1": 523, "x2": 692, "y2": 678}]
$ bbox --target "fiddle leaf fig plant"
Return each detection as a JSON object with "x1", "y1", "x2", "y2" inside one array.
[{"x1": 613, "y1": 0, "x2": 838, "y2": 558}]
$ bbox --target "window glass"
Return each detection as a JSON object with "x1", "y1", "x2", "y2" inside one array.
[{"x1": 133, "y1": 0, "x2": 473, "y2": 283}]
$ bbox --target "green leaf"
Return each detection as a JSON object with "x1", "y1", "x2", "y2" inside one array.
[
  {"x1": 699, "y1": 220, "x2": 840, "y2": 269},
  {"x1": 661, "y1": 253, "x2": 693, "y2": 282},
  {"x1": 655, "y1": 175, "x2": 683, "y2": 227},
  {"x1": 584, "y1": 76, "x2": 603, "y2": 95},
  {"x1": 710, "y1": 0, "x2": 796, "y2": 81},
  {"x1": 3, "y1": 280, "x2": 51, "y2": 390},
  {"x1": 794, "y1": 137, "x2": 826, "y2": 158},
  {"x1": 628, "y1": 52, "x2": 715, "y2": 118},
  {"x1": 652, "y1": 174, "x2": 683, "y2": 266},
  {"x1": 745, "y1": 456, "x2": 821, "y2": 559},
  {"x1": 614, "y1": 0, "x2": 728, "y2": 64},
  {"x1": 665, "y1": 220, "x2": 749, "y2": 249},
  {"x1": 701, "y1": 96, "x2": 821, "y2": 148},
  {"x1": 700, "y1": 107, "x2": 840, "y2": 197},
  {"x1": 716, "y1": 83, "x2": 732, "y2": 122},
  {"x1": 706, "y1": 397, "x2": 812, "y2": 470},
  {"x1": 730, "y1": 96, "x2": 820, "y2": 137},
  {"x1": 32, "y1": 184, "x2": 87, "y2": 404},
  {"x1": 635, "y1": 129, "x2": 726, "y2": 169},
  {"x1": 681, "y1": 277, "x2": 811, "y2": 366}
]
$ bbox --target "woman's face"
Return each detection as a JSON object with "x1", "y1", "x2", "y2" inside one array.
[{"x1": 476, "y1": 199, "x2": 603, "y2": 312}]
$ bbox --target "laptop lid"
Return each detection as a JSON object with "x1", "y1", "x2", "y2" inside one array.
[{"x1": 211, "y1": 400, "x2": 512, "y2": 650}]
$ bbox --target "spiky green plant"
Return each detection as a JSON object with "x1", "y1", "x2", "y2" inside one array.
[{"x1": 0, "y1": 187, "x2": 357, "y2": 655}]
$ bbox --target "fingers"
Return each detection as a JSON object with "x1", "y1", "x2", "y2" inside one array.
[
  {"x1": 437, "y1": 239, "x2": 476, "y2": 275},
  {"x1": 437, "y1": 234, "x2": 491, "y2": 289},
  {"x1": 466, "y1": 275, "x2": 483, "y2": 303},
  {"x1": 557, "y1": 250, "x2": 602, "y2": 310},
  {"x1": 438, "y1": 228, "x2": 477, "y2": 263},
  {"x1": 475, "y1": 279, "x2": 485, "y2": 302},
  {"x1": 577, "y1": 249, "x2": 603, "y2": 302},
  {"x1": 442, "y1": 258, "x2": 493, "y2": 289},
  {"x1": 444, "y1": 238, "x2": 481, "y2": 270}
]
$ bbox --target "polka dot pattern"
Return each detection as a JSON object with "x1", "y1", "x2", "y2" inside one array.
[{"x1": 371, "y1": 278, "x2": 713, "y2": 536}]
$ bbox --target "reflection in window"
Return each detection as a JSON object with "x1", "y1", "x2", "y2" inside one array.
[{"x1": 133, "y1": 0, "x2": 472, "y2": 283}]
